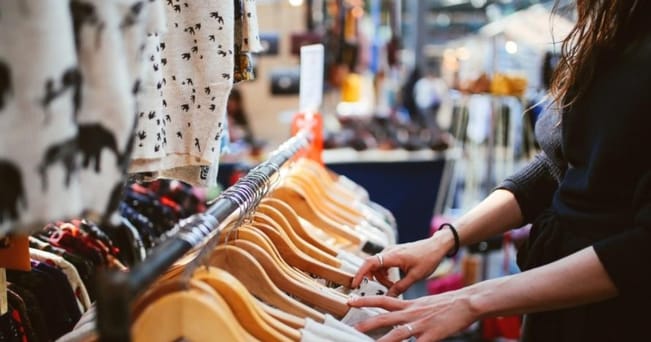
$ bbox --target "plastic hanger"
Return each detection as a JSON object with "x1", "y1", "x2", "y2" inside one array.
[
  {"x1": 132, "y1": 279, "x2": 255, "y2": 341},
  {"x1": 255, "y1": 205, "x2": 341, "y2": 268},
  {"x1": 250, "y1": 219, "x2": 354, "y2": 288},
  {"x1": 193, "y1": 267, "x2": 300, "y2": 341},
  {"x1": 260, "y1": 198, "x2": 340, "y2": 257},
  {"x1": 226, "y1": 239, "x2": 350, "y2": 318},
  {"x1": 209, "y1": 244, "x2": 324, "y2": 321}
]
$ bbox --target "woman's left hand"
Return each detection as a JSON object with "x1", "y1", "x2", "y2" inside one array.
[{"x1": 347, "y1": 290, "x2": 480, "y2": 342}]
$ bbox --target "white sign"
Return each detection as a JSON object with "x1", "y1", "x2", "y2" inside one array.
[{"x1": 299, "y1": 44, "x2": 324, "y2": 113}]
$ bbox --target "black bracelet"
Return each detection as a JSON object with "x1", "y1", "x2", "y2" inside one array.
[{"x1": 439, "y1": 223, "x2": 460, "y2": 257}]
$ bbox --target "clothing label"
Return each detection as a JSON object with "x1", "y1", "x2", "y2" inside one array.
[
  {"x1": 0, "y1": 235, "x2": 31, "y2": 271},
  {"x1": 299, "y1": 44, "x2": 324, "y2": 113},
  {"x1": 0, "y1": 268, "x2": 7, "y2": 315}
]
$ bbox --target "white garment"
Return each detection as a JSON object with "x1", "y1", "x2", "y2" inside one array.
[
  {"x1": 129, "y1": 0, "x2": 235, "y2": 187},
  {"x1": 300, "y1": 317, "x2": 367, "y2": 342},
  {"x1": 337, "y1": 250, "x2": 365, "y2": 269},
  {"x1": 0, "y1": 0, "x2": 149, "y2": 234},
  {"x1": 323, "y1": 314, "x2": 373, "y2": 341},
  {"x1": 341, "y1": 307, "x2": 392, "y2": 340},
  {"x1": 299, "y1": 329, "x2": 330, "y2": 342},
  {"x1": 240, "y1": 0, "x2": 263, "y2": 53}
]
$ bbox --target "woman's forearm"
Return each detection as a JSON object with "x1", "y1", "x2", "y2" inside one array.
[
  {"x1": 465, "y1": 246, "x2": 618, "y2": 318},
  {"x1": 439, "y1": 189, "x2": 524, "y2": 248}
]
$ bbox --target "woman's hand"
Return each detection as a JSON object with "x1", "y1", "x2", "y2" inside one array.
[
  {"x1": 348, "y1": 291, "x2": 479, "y2": 342},
  {"x1": 351, "y1": 233, "x2": 455, "y2": 297}
]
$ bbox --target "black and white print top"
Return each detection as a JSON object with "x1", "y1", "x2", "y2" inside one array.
[
  {"x1": 0, "y1": 0, "x2": 163, "y2": 236},
  {"x1": 129, "y1": 0, "x2": 243, "y2": 187}
]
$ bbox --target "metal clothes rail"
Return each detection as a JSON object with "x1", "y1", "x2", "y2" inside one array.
[{"x1": 96, "y1": 132, "x2": 310, "y2": 341}]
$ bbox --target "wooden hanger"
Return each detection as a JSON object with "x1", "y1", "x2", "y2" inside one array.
[
  {"x1": 226, "y1": 239, "x2": 350, "y2": 318},
  {"x1": 294, "y1": 158, "x2": 361, "y2": 203},
  {"x1": 221, "y1": 226, "x2": 318, "y2": 286},
  {"x1": 270, "y1": 187, "x2": 363, "y2": 248},
  {"x1": 260, "y1": 198, "x2": 339, "y2": 257},
  {"x1": 287, "y1": 172, "x2": 364, "y2": 227},
  {"x1": 209, "y1": 244, "x2": 324, "y2": 321},
  {"x1": 289, "y1": 164, "x2": 390, "y2": 229},
  {"x1": 250, "y1": 219, "x2": 354, "y2": 288},
  {"x1": 255, "y1": 205, "x2": 341, "y2": 268},
  {"x1": 258, "y1": 300, "x2": 305, "y2": 330},
  {"x1": 193, "y1": 267, "x2": 300, "y2": 341},
  {"x1": 132, "y1": 279, "x2": 255, "y2": 341}
]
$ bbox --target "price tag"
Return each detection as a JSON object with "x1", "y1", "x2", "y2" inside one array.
[{"x1": 299, "y1": 44, "x2": 324, "y2": 113}]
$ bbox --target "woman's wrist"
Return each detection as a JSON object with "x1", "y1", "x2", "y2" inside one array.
[
  {"x1": 429, "y1": 226, "x2": 457, "y2": 256},
  {"x1": 462, "y1": 277, "x2": 504, "y2": 320}
]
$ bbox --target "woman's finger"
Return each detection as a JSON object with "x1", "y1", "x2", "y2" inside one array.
[
  {"x1": 354, "y1": 310, "x2": 408, "y2": 333},
  {"x1": 352, "y1": 255, "x2": 383, "y2": 288},
  {"x1": 373, "y1": 268, "x2": 395, "y2": 290},
  {"x1": 387, "y1": 272, "x2": 419, "y2": 297},
  {"x1": 377, "y1": 323, "x2": 417, "y2": 342},
  {"x1": 348, "y1": 295, "x2": 409, "y2": 311}
]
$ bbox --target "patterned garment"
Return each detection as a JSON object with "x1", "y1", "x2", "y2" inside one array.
[
  {"x1": 129, "y1": 0, "x2": 236, "y2": 187},
  {"x1": 0, "y1": 0, "x2": 159, "y2": 235}
]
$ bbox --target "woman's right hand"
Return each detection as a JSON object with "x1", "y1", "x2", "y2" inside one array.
[{"x1": 351, "y1": 231, "x2": 455, "y2": 297}]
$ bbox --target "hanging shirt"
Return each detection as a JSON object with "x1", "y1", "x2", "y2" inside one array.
[
  {"x1": 0, "y1": 0, "x2": 155, "y2": 235},
  {"x1": 129, "y1": 0, "x2": 235, "y2": 187}
]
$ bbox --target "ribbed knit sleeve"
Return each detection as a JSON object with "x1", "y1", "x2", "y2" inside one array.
[{"x1": 496, "y1": 152, "x2": 561, "y2": 223}]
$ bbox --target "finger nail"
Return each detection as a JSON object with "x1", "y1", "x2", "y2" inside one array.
[{"x1": 348, "y1": 295, "x2": 359, "y2": 305}]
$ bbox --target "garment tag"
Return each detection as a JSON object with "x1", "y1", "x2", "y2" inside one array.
[
  {"x1": 0, "y1": 269, "x2": 7, "y2": 315},
  {"x1": 299, "y1": 44, "x2": 324, "y2": 113},
  {"x1": 0, "y1": 235, "x2": 31, "y2": 271}
]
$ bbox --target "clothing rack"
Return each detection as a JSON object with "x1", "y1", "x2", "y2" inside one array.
[{"x1": 95, "y1": 132, "x2": 311, "y2": 342}]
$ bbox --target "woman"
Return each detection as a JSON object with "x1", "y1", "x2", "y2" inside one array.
[{"x1": 349, "y1": 1, "x2": 651, "y2": 341}]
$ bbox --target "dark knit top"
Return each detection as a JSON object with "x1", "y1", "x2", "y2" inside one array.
[{"x1": 498, "y1": 36, "x2": 651, "y2": 299}]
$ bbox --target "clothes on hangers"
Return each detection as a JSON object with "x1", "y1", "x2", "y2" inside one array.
[
  {"x1": 0, "y1": 216, "x2": 137, "y2": 341},
  {"x1": 0, "y1": 0, "x2": 165, "y2": 236},
  {"x1": 130, "y1": 0, "x2": 237, "y2": 187}
]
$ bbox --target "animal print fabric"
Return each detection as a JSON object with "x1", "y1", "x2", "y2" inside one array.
[
  {"x1": 128, "y1": 0, "x2": 236, "y2": 187},
  {"x1": 0, "y1": 0, "x2": 162, "y2": 235}
]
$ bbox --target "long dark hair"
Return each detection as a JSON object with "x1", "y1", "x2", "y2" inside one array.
[{"x1": 551, "y1": 0, "x2": 651, "y2": 109}]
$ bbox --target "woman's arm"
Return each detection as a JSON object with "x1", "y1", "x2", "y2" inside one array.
[
  {"x1": 449, "y1": 189, "x2": 523, "y2": 247},
  {"x1": 467, "y1": 246, "x2": 617, "y2": 318},
  {"x1": 349, "y1": 246, "x2": 618, "y2": 342},
  {"x1": 352, "y1": 189, "x2": 523, "y2": 294}
]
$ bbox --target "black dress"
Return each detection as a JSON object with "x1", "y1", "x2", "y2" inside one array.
[{"x1": 497, "y1": 35, "x2": 651, "y2": 341}]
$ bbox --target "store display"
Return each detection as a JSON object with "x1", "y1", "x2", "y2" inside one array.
[{"x1": 2, "y1": 1, "x2": 620, "y2": 341}]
